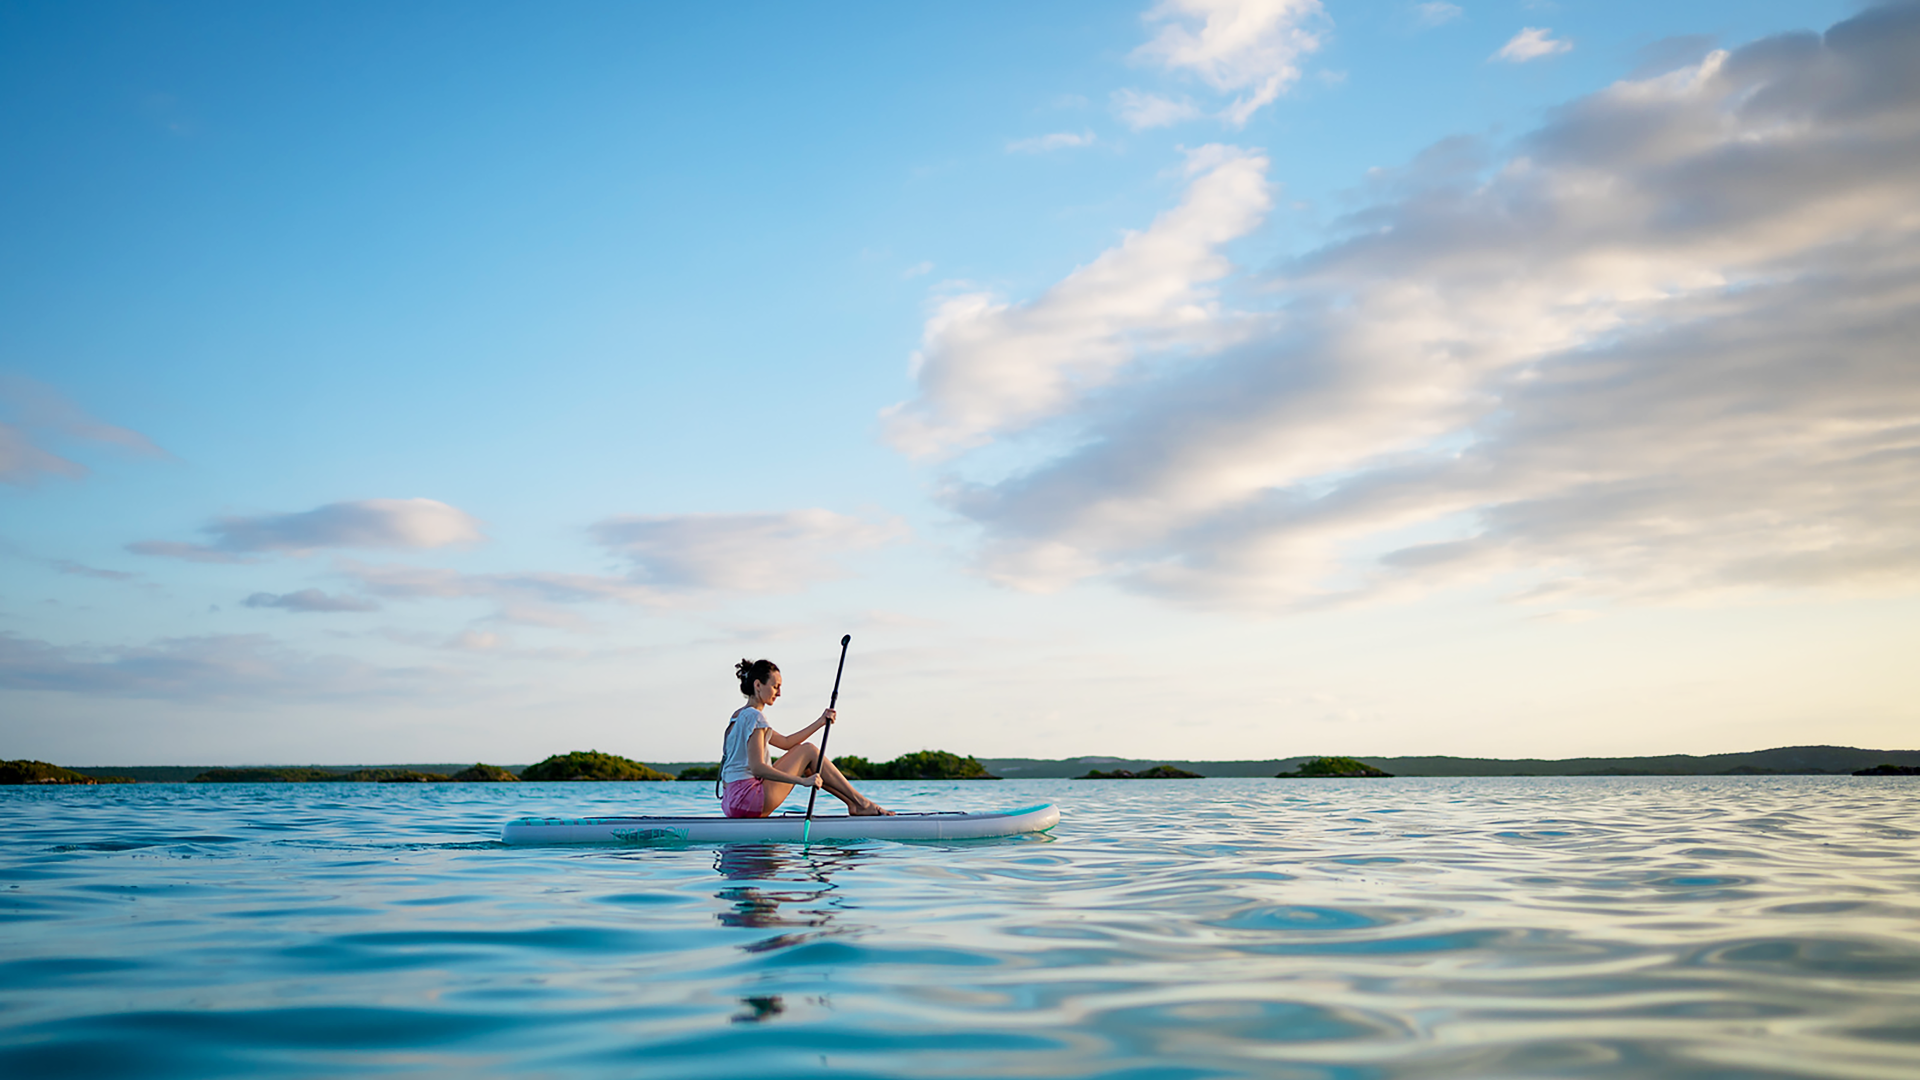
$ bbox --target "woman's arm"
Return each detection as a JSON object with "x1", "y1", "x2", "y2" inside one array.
[
  {"x1": 745, "y1": 728, "x2": 820, "y2": 786},
  {"x1": 766, "y1": 709, "x2": 834, "y2": 751}
]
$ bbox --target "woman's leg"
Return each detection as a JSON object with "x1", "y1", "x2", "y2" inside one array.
[
  {"x1": 763, "y1": 744, "x2": 820, "y2": 815},
  {"x1": 770, "y1": 745, "x2": 891, "y2": 815}
]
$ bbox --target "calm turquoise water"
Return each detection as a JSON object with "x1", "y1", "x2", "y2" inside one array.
[{"x1": 3, "y1": 777, "x2": 1918, "y2": 1078}]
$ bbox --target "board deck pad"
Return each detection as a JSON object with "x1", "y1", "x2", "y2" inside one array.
[{"x1": 501, "y1": 803, "x2": 1060, "y2": 845}]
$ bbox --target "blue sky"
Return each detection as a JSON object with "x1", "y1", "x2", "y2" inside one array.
[{"x1": 3, "y1": 0, "x2": 1914, "y2": 766}]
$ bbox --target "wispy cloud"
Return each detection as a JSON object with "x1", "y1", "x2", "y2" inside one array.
[
  {"x1": 0, "y1": 422, "x2": 84, "y2": 485},
  {"x1": 125, "y1": 541, "x2": 258, "y2": 565},
  {"x1": 1128, "y1": 0, "x2": 1327, "y2": 127},
  {"x1": 1492, "y1": 27, "x2": 1570, "y2": 62},
  {"x1": 448, "y1": 629, "x2": 504, "y2": 652},
  {"x1": 131, "y1": 498, "x2": 485, "y2": 561},
  {"x1": 336, "y1": 561, "x2": 650, "y2": 629},
  {"x1": 243, "y1": 589, "x2": 381, "y2": 613},
  {"x1": 902, "y1": 261, "x2": 934, "y2": 279},
  {"x1": 892, "y1": 5, "x2": 1920, "y2": 609},
  {"x1": 883, "y1": 144, "x2": 1271, "y2": 458},
  {"x1": 1112, "y1": 89, "x2": 1205, "y2": 130},
  {"x1": 591, "y1": 509, "x2": 906, "y2": 593},
  {"x1": 0, "y1": 376, "x2": 167, "y2": 487},
  {"x1": 1414, "y1": 2, "x2": 1463, "y2": 27},
  {"x1": 1007, "y1": 130, "x2": 1097, "y2": 153},
  {"x1": 328, "y1": 509, "x2": 907, "y2": 628},
  {"x1": 50, "y1": 560, "x2": 138, "y2": 582},
  {"x1": 0, "y1": 631, "x2": 436, "y2": 699}
]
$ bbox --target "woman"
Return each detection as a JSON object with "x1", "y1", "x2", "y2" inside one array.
[{"x1": 721, "y1": 658, "x2": 891, "y2": 818}]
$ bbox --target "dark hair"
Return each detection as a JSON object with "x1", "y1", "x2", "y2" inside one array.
[{"x1": 735, "y1": 658, "x2": 779, "y2": 696}]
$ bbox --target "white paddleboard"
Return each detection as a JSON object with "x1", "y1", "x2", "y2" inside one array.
[{"x1": 501, "y1": 802, "x2": 1059, "y2": 845}]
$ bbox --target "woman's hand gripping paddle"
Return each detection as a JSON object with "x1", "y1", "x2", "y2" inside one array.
[{"x1": 803, "y1": 634, "x2": 852, "y2": 845}]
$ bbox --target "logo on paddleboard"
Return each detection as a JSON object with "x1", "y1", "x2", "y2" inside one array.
[{"x1": 611, "y1": 827, "x2": 690, "y2": 843}]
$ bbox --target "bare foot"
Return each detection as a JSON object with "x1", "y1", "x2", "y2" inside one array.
[{"x1": 850, "y1": 802, "x2": 895, "y2": 816}]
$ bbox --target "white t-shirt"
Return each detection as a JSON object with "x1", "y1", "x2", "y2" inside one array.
[{"x1": 720, "y1": 706, "x2": 771, "y2": 784}]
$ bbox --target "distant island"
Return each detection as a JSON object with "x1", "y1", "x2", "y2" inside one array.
[
  {"x1": 518, "y1": 751, "x2": 671, "y2": 782},
  {"x1": 978, "y1": 745, "x2": 1920, "y2": 778},
  {"x1": 9, "y1": 748, "x2": 999, "y2": 783},
  {"x1": 832, "y1": 751, "x2": 999, "y2": 780},
  {"x1": 1, "y1": 760, "x2": 135, "y2": 785},
  {"x1": 1276, "y1": 756, "x2": 1393, "y2": 778},
  {"x1": 662, "y1": 751, "x2": 1000, "y2": 782},
  {"x1": 1075, "y1": 765, "x2": 1202, "y2": 780},
  {"x1": 191, "y1": 764, "x2": 518, "y2": 783},
  {"x1": 18, "y1": 745, "x2": 1920, "y2": 784}
]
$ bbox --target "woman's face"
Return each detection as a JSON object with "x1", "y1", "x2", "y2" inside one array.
[{"x1": 755, "y1": 671, "x2": 782, "y2": 706}]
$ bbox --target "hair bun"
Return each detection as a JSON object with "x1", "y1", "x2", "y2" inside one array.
[{"x1": 735, "y1": 657, "x2": 780, "y2": 696}]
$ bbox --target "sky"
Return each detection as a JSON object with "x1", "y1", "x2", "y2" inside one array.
[{"x1": 3, "y1": 0, "x2": 1915, "y2": 767}]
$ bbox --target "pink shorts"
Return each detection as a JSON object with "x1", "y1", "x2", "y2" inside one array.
[{"x1": 721, "y1": 777, "x2": 765, "y2": 818}]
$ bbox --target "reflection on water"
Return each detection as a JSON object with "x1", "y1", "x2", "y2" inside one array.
[
  {"x1": 2, "y1": 777, "x2": 1919, "y2": 1078},
  {"x1": 731, "y1": 994, "x2": 785, "y2": 1024},
  {"x1": 712, "y1": 843, "x2": 862, "y2": 955}
]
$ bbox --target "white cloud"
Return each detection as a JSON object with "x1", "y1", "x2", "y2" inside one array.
[
  {"x1": 131, "y1": 498, "x2": 485, "y2": 560},
  {"x1": 895, "y1": 5, "x2": 1920, "y2": 610},
  {"x1": 1007, "y1": 130, "x2": 1098, "y2": 153},
  {"x1": 1414, "y1": 3, "x2": 1463, "y2": 27},
  {"x1": 1493, "y1": 27, "x2": 1570, "y2": 62},
  {"x1": 1112, "y1": 89, "x2": 1205, "y2": 130},
  {"x1": 1134, "y1": 0, "x2": 1327, "y2": 126},
  {"x1": 883, "y1": 145, "x2": 1272, "y2": 458},
  {"x1": 902, "y1": 261, "x2": 934, "y2": 279}
]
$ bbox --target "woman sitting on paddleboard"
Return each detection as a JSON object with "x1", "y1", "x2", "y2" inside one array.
[{"x1": 721, "y1": 658, "x2": 891, "y2": 818}]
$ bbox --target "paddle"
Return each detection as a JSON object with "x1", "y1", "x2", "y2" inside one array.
[{"x1": 803, "y1": 633, "x2": 852, "y2": 844}]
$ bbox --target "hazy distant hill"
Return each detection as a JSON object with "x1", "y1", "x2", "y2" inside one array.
[
  {"x1": 63, "y1": 764, "x2": 527, "y2": 783},
  {"x1": 69, "y1": 762, "x2": 713, "y2": 783},
  {"x1": 981, "y1": 746, "x2": 1920, "y2": 778},
  {"x1": 983, "y1": 757, "x2": 1298, "y2": 778},
  {"x1": 63, "y1": 745, "x2": 1920, "y2": 783}
]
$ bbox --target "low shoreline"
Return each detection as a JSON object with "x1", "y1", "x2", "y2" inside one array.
[{"x1": 14, "y1": 744, "x2": 1918, "y2": 783}]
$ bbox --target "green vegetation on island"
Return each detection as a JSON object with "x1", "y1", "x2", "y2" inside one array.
[
  {"x1": 519, "y1": 750, "x2": 671, "y2": 782},
  {"x1": 1075, "y1": 765, "x2": 1203, "y2": 780},
  {"x1": 676, "y1": 764, "x2": 721, "y2": 781},
  {"x1": 450, "y1": 763, "x2": 520, "y2": 782},
  {"x1": 832, "y1": 750, "x2": 998, "y2": 780},
  {"x1": 194, "y1": 767, "x2": 446, "y2": 782},
  {"x1": 1276, "y1": 757, "x2": 1393, "y2": 778},
  {"x1": 1, "y1": 760, "x2": 135, "y2": 785},
  {"x1": 191, "y1": 764, "x2": 521, "y2": 782},
  {"x1": 193, "y1": 767, "x2": 344, "y2": 782},
  {"x1": 1854, "y1": 764, "x2": 1920, "y2": 776},
  {"x1": 356, "y1": 770, "x2": 449, "y2": 782}
]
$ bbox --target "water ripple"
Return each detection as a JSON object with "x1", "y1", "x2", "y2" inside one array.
[{"x1": 2, "y1": 777, "x2": 1918, "y2": 1077}]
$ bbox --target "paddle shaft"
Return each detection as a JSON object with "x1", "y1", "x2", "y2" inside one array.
[{"x1": 804, "y1": 634, "x2": 852, "y2": 822}]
